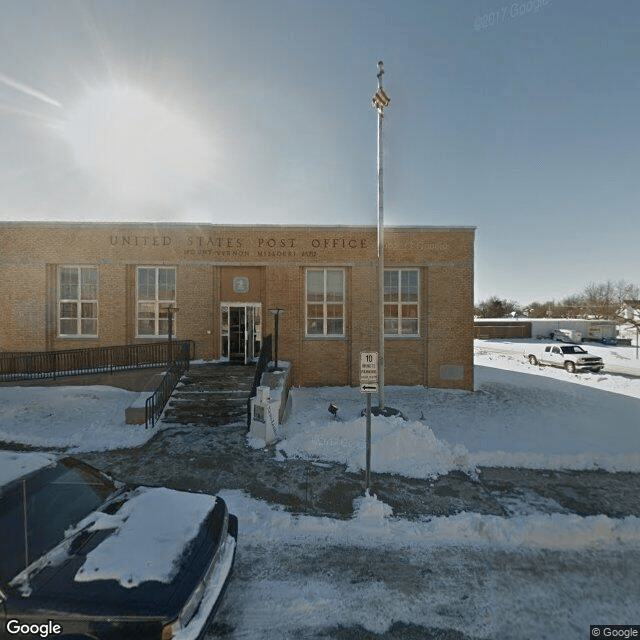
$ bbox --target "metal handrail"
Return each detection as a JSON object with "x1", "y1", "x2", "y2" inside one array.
[
  {"x1": 144, "y1": 341, "x2": 191, "y2": 428},
  {"x1": 247, "y1": 334, "x2": 273, "y2": 427},
  {"x1": 0, "y1": 340, "x2": 195, "y2": 382}
]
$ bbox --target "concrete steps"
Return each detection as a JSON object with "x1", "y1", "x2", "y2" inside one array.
[{"x1": 162, "y1": 363, "x2": 255, "y2": 426}]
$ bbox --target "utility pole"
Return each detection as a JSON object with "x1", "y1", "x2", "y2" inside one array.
[{"x1": 372, "y1": 61, "x2": 390, "y2": 410}]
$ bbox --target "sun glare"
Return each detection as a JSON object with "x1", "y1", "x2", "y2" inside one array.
[{"x1": 60, "y1": 84, "x2": 215, "y2": 209}]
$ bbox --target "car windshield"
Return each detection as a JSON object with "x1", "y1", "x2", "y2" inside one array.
[
  {"x1": 560, "y1": 345, "x2": 587, "y2": 354},
  {"x1": 0, "y1": 459, "x2": 117, "y2": 582}
]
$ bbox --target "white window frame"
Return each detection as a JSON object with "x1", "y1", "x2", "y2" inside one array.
[
  {"x1": 305, "y1": 268, "x2": 345, "y2": 337},
  {"x1": 384, "y1": 269, "x2": 420, "y2": 336},
  {"x1": 136, "y1": 266, "x2": 177, "y2": 338},
  {"x1": 58, "y1": 266, "x2": 99, "y2": 337}
]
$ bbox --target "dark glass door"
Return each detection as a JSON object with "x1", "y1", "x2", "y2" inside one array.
[
  {"x1": 229, "y1": 306, "x2": 245, "y2": 360},
  {"x1": 221, "y1": 304, "x2": 262, "y2": 363}
]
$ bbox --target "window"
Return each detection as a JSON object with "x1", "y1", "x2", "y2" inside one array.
[
  {"x1": 59, "y1": 267, "x2": 98, "y2": 336},
  {"x1": 137, "y1": 267, "x2": 176, "y2": 337},
  {"x1": 384, "y1": 269, "x2": 419, "y2": 336},
  {"x1": 306, "y1": 269, "x2": 345, "y2": 336}
]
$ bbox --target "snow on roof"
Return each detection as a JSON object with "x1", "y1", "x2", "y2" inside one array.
[
  {"x1": 74, "y1": 487, "x2": 216, "y2": 588},
  {"x1": 0, "y1": 451, "x2": 56, "y2": 487}
]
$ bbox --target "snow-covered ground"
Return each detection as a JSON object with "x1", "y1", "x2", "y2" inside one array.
[
  {"x1": 0, "y1": 385, "x2": 150, "y2": 451},
  {"x1": 2, "y1": 343, "x2": 640, "y2": 638},
  {"x1": 477, "y1": 336, "x2": 640, "y2": 376},
  {"x1": 210, "y1": 490, "x2": 639, "y2": 639},
  {"x1": 3, "y1": 340, "x2": 640, "y2": 475},
  {"x1": 272, "y1": 339, "x2": 640, "y2": 476},
  {"x1": 220, "y1": 343, "x2": 640, "y2": 638}
]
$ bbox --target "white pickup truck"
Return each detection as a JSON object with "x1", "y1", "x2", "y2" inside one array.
[{"x1": 525, "y1": 344, "x2": 604, "y2": 373}]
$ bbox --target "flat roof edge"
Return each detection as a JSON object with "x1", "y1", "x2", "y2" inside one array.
[{"x1": 0, "y1": 221, "x2": 476, "y2": 231}]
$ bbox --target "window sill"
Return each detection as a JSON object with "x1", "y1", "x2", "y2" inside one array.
[{"x1": 303, "y1": 335, "x2": 348, "y2": 341}]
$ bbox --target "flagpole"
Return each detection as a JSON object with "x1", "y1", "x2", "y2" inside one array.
[{"x1": 372, "y1": 61, "x2": 390, "y2": 410}]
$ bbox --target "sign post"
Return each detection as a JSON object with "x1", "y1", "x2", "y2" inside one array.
[
  {"x1": 360, "y1": 352, "x2": 379, "y2": 490},
  {"x1": 365, "y1": 392, "x2": 371, "y2": 490}
]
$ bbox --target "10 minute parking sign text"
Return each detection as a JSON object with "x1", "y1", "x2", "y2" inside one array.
[{"x1": 360, "y1": 352, "x2": 378, "y2": 393}]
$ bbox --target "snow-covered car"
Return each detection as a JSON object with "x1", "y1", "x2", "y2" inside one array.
[
  {"x1": 0, "y1": 453, "x2": 237, "y2": 640},
  {"x1": 524, "y1": 344, "x2": 604, "y2": 373}
]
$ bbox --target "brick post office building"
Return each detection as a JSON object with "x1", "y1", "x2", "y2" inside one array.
[{"x1": 0, "y1": 222, "x2": 475, "y2": 390}]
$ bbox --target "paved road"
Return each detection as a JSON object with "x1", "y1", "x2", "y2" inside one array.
[
  {"x1": 75, "y1": 369, "x2": 640, "y2": 640},
  {"x1": 209, "y1": 538, "x2": 640, "y2": 639}
]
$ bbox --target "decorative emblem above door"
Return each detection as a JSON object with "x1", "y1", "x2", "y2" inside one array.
[{"x1": 232, "y1": 276, "x2": 250, "y2": 294}]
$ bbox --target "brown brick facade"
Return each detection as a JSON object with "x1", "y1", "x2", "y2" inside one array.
[{"x1": 0, "y1": 223, "x2": 475, "y2": 389}]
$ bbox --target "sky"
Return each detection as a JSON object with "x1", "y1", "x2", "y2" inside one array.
[{"x1": 1, "y1": 0, "x2": 639, "y2": 305}]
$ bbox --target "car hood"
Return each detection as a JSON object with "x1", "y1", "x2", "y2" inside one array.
[{"x1": 5, "y1": 487, "x2": 227, "y2": 619}]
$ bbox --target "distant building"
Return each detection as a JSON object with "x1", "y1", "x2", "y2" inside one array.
[
  {"x1": 474, "y1": 317, "x2": 617, "y2": 341},
  {"x1": 0, "y1": 222, "x2": 476, "y2": 390},
  {"x1": 622, "y1": 300, "x2": 640, "y2": 324}
]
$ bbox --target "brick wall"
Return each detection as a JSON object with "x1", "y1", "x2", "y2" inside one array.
[
  {"x1": 1, "y1": 263, "x2": 48, "y2": 352},
  {"x1": 0, "y1": 222, "x2": 475, "y2": 389}
]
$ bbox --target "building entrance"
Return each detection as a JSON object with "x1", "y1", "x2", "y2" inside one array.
[{"x1": 221, "y1": 303, "x2": 262, "y2": 363}]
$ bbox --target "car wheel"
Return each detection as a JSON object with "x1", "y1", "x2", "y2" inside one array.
[
  {"x1": 564, "y1": 361, "x2": 576, "y2": 374},
  {"x1": 528, "y1": 355, "x2": 538, "y2": 365}
]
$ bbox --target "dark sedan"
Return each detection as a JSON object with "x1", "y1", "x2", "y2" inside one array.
[{"x1": 0, "y1": 453, "x2": 237, "y2": 640}]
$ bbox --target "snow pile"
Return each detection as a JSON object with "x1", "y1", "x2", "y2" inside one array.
[
  {"x1": 351, "y1": 490, "x2": 394, "y2": 537},
  {"x1": 276, "y1": 356, "x2": 640, "y2": 475},
  {"x1": 352, "y1": 490, "x2": 393, "y2": 522},
  {"x1": 219, "y1": 489, "x2": 640, "y2": 551},
  {"x1": 75, "y1": 487, "x2": 216, "y2": 588},
  {"x1": 278, "y1": 414, "x2": 476, "y2": 479},
  {"x1": 419, "y1": 511, "x2": 640, "y2": 549}
]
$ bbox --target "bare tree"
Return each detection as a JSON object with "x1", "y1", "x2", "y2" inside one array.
[
  {"x1": 475, "y1": 297, "x2": 519, "y2": 318},
  {"x1": 516, "y1": 281, "x2": 640, "y2": 327},
  {"x1": 576, "y1": 280, "x2": 640, "y2": 321},
  {"x1": 526, "y1": 301, "x2": 554, "y2": 318}
]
